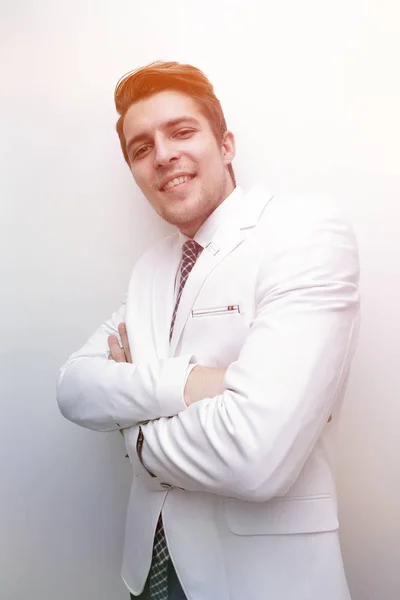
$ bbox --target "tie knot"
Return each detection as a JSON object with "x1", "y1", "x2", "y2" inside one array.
[{"x1": 182, "y1": 240, "x2": 202, "y2": 263}]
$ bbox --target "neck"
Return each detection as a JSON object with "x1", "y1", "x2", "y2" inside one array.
[{"x1": 180, "y1": 182, "x2": 236, "y2": 238}]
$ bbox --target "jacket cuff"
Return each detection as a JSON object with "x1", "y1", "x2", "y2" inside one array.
[{"x1": 156, "y1": 354, "x2": 196, "y2": 414}]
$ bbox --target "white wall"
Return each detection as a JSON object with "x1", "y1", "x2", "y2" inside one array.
[{"x1": 1, "y1": 1, "x2": 399, "y2": 598}]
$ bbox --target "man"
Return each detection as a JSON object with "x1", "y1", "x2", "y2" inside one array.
[{"x1": 57, "y1": 61, "x2": 360, "y2": 600}]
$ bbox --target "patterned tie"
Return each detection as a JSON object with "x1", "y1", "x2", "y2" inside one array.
[
  {"x1": 148, "y1": 239, "x2": 202, "y2": 600},
  {"x1": 169, "y1": 240, "x2": 203, "y2": 342}
]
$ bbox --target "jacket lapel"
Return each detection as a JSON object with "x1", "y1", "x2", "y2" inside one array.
[
  {"x1": 169, "y1": 224, "x2": 246, "y2": 355},
  {"x1": 151, "y1": 237, "x2": 181, "y2": 358},
  {"x1": 151, "y1": 185, "x2": 275, "y2": 358}
]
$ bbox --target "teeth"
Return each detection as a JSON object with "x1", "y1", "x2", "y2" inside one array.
[{"x1": 163, "y1": 175, "x2": 193, "y2": 190}]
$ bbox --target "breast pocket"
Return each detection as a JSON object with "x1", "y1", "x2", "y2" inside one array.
[
  {"x1": 183, "y1": 304, "x2": 249, "y2": 368},
  {"x1": 192, "y1": 305, "x2": 241, "y2": 318}
]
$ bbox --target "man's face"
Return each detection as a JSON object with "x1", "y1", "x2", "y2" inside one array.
[{"x1": 122, "y1": 90, "x2": 235, "y2": 237}]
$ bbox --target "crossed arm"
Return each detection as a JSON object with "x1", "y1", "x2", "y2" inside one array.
[
  {"x1": 108, "y1": 323, "x2": 225, "y2": 407},
  {"x1": 57, "y1": 303, "x2": 225, "y2": 433},
  {"x1": 58, "y1": 202, "x2": 359, "y2": 501}
]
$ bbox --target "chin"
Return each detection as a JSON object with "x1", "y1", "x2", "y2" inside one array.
[{"x1": 163, "y1": 203, "x2": 201, "y2": 229}]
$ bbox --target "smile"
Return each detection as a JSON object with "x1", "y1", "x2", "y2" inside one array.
[{"x1": 162, "y1": 174, "x2": 195, "y2": 191}]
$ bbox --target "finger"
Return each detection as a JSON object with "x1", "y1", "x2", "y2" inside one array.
[
  {"x1": 118, "y1": 322, "x2": 132, "y2": 363},
  {"x1": 108, "y1": 335, "x2": 126, "y2": 362}
]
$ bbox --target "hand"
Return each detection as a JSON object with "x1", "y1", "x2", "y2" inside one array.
[
  {"x1": 108, "y1": 323, "x2": 132, "y2": 363},
  {"x1": 184, "y1": 366, "x2": 226, "y2": 406}
]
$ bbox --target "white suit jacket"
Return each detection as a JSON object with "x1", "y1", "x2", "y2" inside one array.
[{"x1": 57, "y1": 186, "x2": 360, "y2": 600}]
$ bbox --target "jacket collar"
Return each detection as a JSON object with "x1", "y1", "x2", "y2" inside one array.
[{"x1": 168, "y1": 185, "x2": 275, "y2": 355}]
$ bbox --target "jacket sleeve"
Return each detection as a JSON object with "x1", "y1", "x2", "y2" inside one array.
[
  {"x1": 124, "y1": 199, "x2": 360, "y2": 501},
  {"x1": 56, "y1": 296, "x2": 192, "y2": 432}
]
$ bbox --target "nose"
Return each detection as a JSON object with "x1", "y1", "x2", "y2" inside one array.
[{"x1": 153, "y1": 135, "x2": 180, "y2": 168}]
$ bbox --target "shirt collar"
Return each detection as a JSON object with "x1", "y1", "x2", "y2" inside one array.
[{"x1": 178, "y1": 185, "x2": 244, "y2": 249}]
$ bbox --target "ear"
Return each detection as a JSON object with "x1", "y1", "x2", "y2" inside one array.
[{"x1": 221, "y1": 130, "x2": 236, "y2": 166}]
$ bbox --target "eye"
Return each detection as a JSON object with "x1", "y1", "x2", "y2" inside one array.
[
  {"x1": 132, "y1": 145, "x2": 151, "y2": 160},
  {"x1": 174, "y1": 128, "x2": 195, "y2": 138}
]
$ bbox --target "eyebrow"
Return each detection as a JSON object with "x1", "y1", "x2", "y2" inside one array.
[{"x1": 126, "y1": 116, "x2": 201, "y2": 155}]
